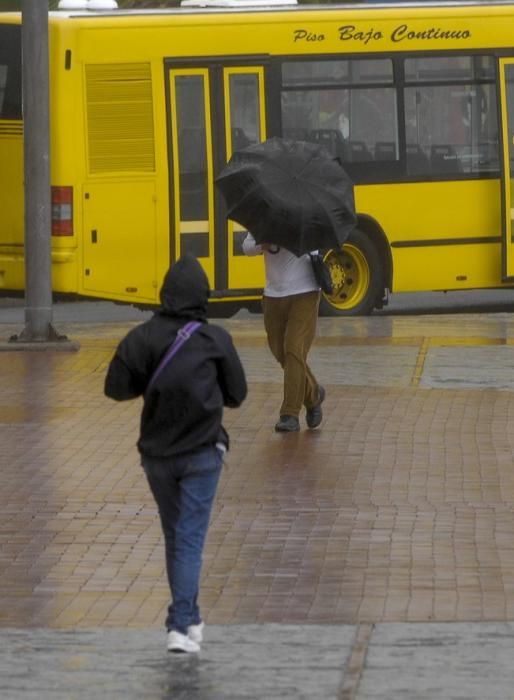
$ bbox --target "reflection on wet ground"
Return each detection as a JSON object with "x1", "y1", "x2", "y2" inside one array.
[{"x1": 1, "y1": 313, "x2": 514, "y2": 628}]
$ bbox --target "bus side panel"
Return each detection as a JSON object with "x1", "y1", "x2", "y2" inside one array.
[
  {"x1": 48, "y1": 21, "x2": 80, "y2": 295},
  {"x1": 356, "y1": 179, "x2": 503, "y2": 293},
  {"x1": 0, "y1": 20, "x2": 23, "y2": 292},
  {"x1": 82, "y1": 181, "x2": 158, "y2": 303},
  {"x1": 0, "y1": 124, "x2": 23, "y2": 291}
]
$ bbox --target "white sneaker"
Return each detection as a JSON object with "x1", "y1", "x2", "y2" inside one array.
[
  {"x1": 188, "y1": 621, "x2": 204, "y2": 643},
  {"x1": 167, "y1": 630, "x2": 200, "y2": 653}
]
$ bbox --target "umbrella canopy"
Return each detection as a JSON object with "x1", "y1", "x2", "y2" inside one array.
[{"x1": 215, "y1": 137, "x2": 357, "y2": 257}]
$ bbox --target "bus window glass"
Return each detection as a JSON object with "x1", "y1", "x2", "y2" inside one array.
[
  {"x1": 229, "y1": 73, "x2": 260, "y2": 150},
  {"x1": 282, "y1": 86, "x2": 398, "y2": 165},
  {"x1": 506, "y1": 71, "x2": 514, "y2": 172},
  {"x1": 474, "y1": 56, "x2": 496, "y2": 80},
  {"x1": 282, "y1": 60, "x2": 349, "y2": 86},
  {"x1": 347, "y1": 88, "x2": 397, "y2": 158},
  {"x1": 353, "y1": 59, "x2": 393, "y2": 83},
  {"x1": 281, "y1": 58, "x2": 397, "y2": 178},
  {"x1": 0, "y1": 65, "x2": 6, "y2": 114},
  {"x1": 282, "y1": 58, "x2": 392, "y2": 86},
  {"x1": 405, "y1": 83, "x2": 499, "y2": 175},
  {"x1": 175, "y1": 75, "x2": 209, "y2": 221},
  {"x1": 405, "y1": 55, "x2": 495, "y2": 82},
  {"x1": 0, "y1": 24, "x2": 21, "y2": 119}
]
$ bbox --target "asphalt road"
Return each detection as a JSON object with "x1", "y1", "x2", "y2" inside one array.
[
  {"x1": 376, "y1": 288, "x2": 514, "y2": 315},
  {"x1": 1, "y1": 288, "x2": 514, "y2": 323}
]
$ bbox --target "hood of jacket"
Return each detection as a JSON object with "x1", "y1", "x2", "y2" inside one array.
[{"x1": 159, "y1": 254, "x2": 210, "y2": 320}]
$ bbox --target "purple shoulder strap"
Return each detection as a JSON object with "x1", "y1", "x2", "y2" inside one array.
[{"x1": 145, "y1": 320, "x2": 201, "y2": 397}]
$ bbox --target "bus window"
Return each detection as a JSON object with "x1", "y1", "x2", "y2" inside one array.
[
  {"x1": 347, "y1": 88, "x2": 397, "y2": 159},
  {"x1": 281, "y1": 58, "x2": 392, "y2": 86},
  {"x1": 404, "y1": 56, "x2": 499, "y2": 176},
  {"x1": 281, "y1": 58, "x2": 398, "y2": 178},
  {"x1": 508, "y1": 77, "x2": 514, "y2": 174},
  {"x1": 176, "y1": 75, "x2": 209, "y2": 231},
  {"x1": 228, "y1": 73, "x2": 261, "y2": 149},
  {"x1": 0, "y1": 24, "x2": 21, "y2": 119},
  {"x1": 405, "y1": 55, "x2": 495, "y2": 82},
  {"x1": 224, "y1": 67, "x2": 267, "y2": 283},
  {"x1": 0, "y1": 66, "x2": 7, "y2": 114}
]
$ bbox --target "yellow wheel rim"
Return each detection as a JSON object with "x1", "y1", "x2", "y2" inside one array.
[{"x1": 324, "y1": 244, "x2": 371, "y2": 311}]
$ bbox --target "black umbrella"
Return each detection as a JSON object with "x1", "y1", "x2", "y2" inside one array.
[{"x1": 215, "y1": 137, "x2": 357, "y2": 257}]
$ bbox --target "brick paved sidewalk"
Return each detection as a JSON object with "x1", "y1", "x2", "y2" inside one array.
[{"x1": 2, "y1": 310, "x2": 514, "y2": 698}]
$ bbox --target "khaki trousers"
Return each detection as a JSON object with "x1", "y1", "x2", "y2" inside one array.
[{"x1": 262, "y1": 291, "x2": 321, "y2": 417}]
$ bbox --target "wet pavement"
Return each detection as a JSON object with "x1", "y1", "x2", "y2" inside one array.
[{"x1": 2, "y1": 304, "x2": 514, "y2": 697}]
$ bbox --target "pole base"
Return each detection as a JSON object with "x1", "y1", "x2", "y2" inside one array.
[{"x1": 5, "y1": 324, "x2": 80, "y2": 351}]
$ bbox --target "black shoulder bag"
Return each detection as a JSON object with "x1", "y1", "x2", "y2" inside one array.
[{"x1": 309, "y1": 252, "x2": 333, "y2": 295}]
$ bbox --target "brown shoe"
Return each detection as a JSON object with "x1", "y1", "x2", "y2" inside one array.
[{"x1": 306, "y1": 386, "x2": 325, "y2": 429}]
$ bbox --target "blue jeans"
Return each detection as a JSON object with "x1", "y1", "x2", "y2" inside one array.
[{"x1": 142, "y1": 446, "x2": 223, "y2": 634}]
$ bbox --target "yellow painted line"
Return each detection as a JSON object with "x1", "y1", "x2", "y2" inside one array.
[
  {"x1": 311, "y1": 336, "x2": 509, "y2": 348},
  {"x1": 312, "y1": 336, "x2": 423, "y2": 347},
  {"x1": 425, "y1": 336, "x2": 507, "y2": 347},
  {"x1": 179, "y1": 221, "x2": 209, "y2": 233},
  {"x1": 411, "y1": 337, "x2": 430, "y2": 388}
]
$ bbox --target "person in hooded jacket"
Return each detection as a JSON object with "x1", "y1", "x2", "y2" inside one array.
[{"x1": 104, "y1": 254, "x2": 247, "y2": 654}]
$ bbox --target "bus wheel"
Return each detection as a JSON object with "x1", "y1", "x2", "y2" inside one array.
[{"x1": 319, "y1": 229, "x2": 384, "y2": 316}]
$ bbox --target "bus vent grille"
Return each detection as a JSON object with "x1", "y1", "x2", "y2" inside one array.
[
  {"x1": 85, "y1": 63, "x2": 155, "y2": 173},
  {"x1": 0, "y1": 121, "x2": 23, "y2": 137}
]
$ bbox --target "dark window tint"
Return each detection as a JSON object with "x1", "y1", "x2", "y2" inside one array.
[
  {"x1": 229, "y1": 73, "x2": 261, "y2": 150},
  {"x1": 282, "y1": 87, "x2": 397, "y2": 161},
  {"x1": 0, "y1": 24, "x2": 21, "y2": 119},
  {"x1": 282, "y1": 58, "x2": 392, "y2": 87},
  {"x1": 175, "y1": 75, "x2": 208, "y2": 221},
  {"x1": 405, "y1": 55, "x2": 495, "y2": 83},
  {"x1": 281, "y1": 58, "x2": 398, "y2": 181},
  {"x1": 404, "y1": 83, "x2": 499, "y2": 176},
  {"x1": 506, "y1": 68, "x2": 514, "y2": 173},
  {"x1": 280, "y1": 54, "x2": 499, "y2": 182}
]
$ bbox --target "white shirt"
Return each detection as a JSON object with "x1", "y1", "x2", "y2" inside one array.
[{"x1": 242, "y1": 233, "x2": 319, "y2": 298}]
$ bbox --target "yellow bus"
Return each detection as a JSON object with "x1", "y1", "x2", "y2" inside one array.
[{"x1": 2, "y1": 0, "x2": 514, "y2": 315}]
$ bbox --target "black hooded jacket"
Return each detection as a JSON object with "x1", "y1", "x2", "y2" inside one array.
[{"x1": 104, "y1": 255, "x2": 247, "y2": 458}]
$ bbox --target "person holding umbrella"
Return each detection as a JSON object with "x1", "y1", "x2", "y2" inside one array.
[
  {"x1": 216, "y1": 137, "x2": 358, "y2": 432},
  {"x1": 242, "y1": 232, "x2": 325, "y2": 432}
]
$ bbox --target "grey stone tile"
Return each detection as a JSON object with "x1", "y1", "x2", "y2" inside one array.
[
  {"x1": 358, "y1": 622, "x2": 514, "y2": 700},
  {"x1": 422, "y1": 346, "x2": 514, "y2": 389},
  {"x1": 0, "y1": 625, "x2": 354, "y2": 700}
]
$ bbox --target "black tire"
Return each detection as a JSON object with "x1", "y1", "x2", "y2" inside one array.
[{"x1": 318, "y1": 228, "x2": 384, "y2": 316}]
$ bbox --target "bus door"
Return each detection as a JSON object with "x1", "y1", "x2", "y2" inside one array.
[
  {"x1": 167, "y1": 63, "x2": 266, "y2": 295},
  {"x1": 500, "y1": 59, "x2": 514, "y2": 279}
]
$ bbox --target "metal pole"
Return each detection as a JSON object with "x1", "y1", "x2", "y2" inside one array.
[{"x1": 14, "y1": 0, "x2": 63, "y2": 343}]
